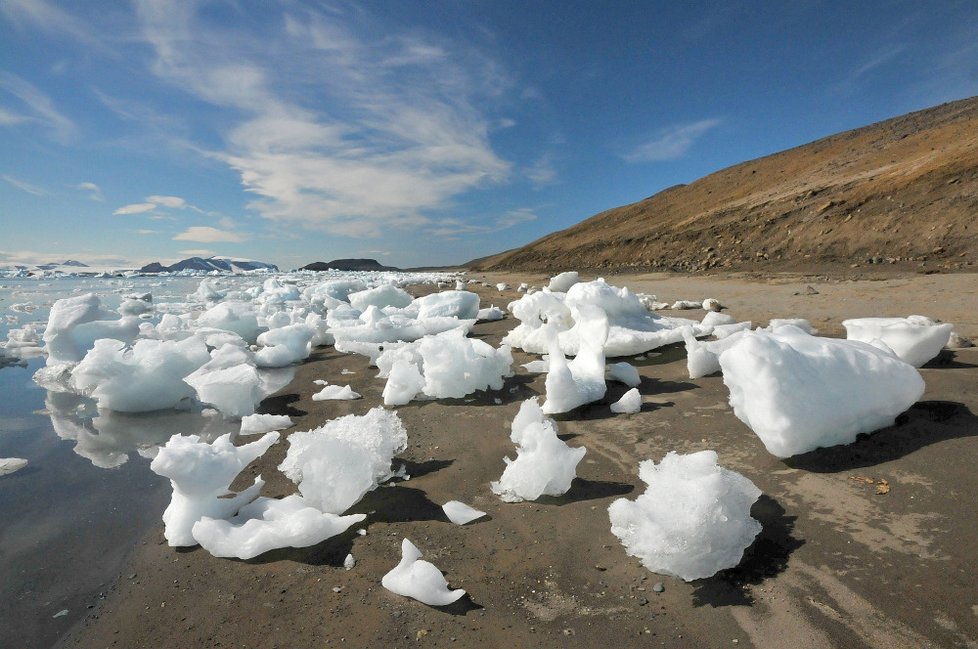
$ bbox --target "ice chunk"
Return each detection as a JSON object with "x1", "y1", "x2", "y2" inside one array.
[
  {"x1": 417, "y1": 329, "x2": 512, "y2": 399},
  {"x1": 682, "y1": 327, "x2": 747, "y2": 379},
  {"x1": 702, "y1": 298, "x2": 722, "y2": 312},
  {"x1": 150, "y1": 431, "x2": 279, "y2": 547},
  {"x1": 382, "y1": 538, "x2": 466, "y2": 606},
  {"x1": 491, "y1": 399, "x2": 586, "y2": 502},
  {"x1": 608, "y1": 451, "x2": 762, "y2": 581},
  {"x1": 71, "y1": 337, "x2": 210, "y2": 412},
  {"x1": 382, "y1": 359, "x2": 426, "y2": 406},
  {"x1": 191, "y1": 494, "x2": 365, "y2": 560},
  {"x1": 719, "y1": 326, "x2": 925, "y2": 457},
  {"x1": 842, "y1": 315, "x2": 953, "y2": 367},
  {"x1": 413, "y1": 290, "x2": 480, "y2": 320},
  {"x1": 547, "y1": 271, "x2": 579, "y2": 293},
  {"x1": 610, "y1": 388, "x2": 641, "y2": 414},
  {"x1": 254, "y1": 323, "x2": 314, "y2": 367},
  {"x1": 701, "y1": 311, "x2": 736, "y2": 328},
  {"x1": 0, "y1": 457, "x2": 28, "y2": 476},
  {"x1": 184, "y1": 344, "x2": 265, "y2": 418},
  {"x1": 348, "y1": 284, "x2": 413, "y2": 311},
  {"x1": 606, "y1": 361, "x2": 641, "y2": 387},
  {"x1": 43, "y1": 293, "x2": 140, "y2": 365},
  {"x1": 767, "y1": 318, "x2": 817, "y2": 335},
  {"x1": 278, "y1": 408, "x2": 407, "y2": 514},
  {"x1": 542, "y1": 306, "x2": 607, "y2": 414},
  {"x1": 476, "y1": 305, "x2": 505, "y2": 321},
  {"x1": 240, "y1": 414, "x2": 294, "y2": 436},
  {"x1": 442, "y1": 500, "x2": 487, "y2": 525},
  {"x1": 196, "y1": 301, "x2": 264, "y2": 345},
  {"x1": 312, "y1": 384, "x2": 361, "y2": 401},
  {"x1": 495, "y1": 282, "x2": 509, "y2": 291}
]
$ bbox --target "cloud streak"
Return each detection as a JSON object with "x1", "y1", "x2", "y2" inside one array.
[
  {"x1": 134, "y1": 2, "x2": 511, "y2": 237},
  {"x1": 173, "y1": 226, "x2": 244, "y2": 243},
  {"x1": 624, "y1": 118, "x2": 722, "y2": 163},
  {"x1": 2, "y1": 174, "x2": 45, "y2": 196},
  {"x1": 0, "y1": 72, "x2": 75, "y2": 141}
]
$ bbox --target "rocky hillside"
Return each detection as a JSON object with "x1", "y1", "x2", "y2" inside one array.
[{"x1": 471, "y1": 96, "x2": 978, "y2": 274}]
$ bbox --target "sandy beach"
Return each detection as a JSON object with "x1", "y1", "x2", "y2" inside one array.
[{"x1": 61, "y1": 271, "x2": 978, "y2": 649}]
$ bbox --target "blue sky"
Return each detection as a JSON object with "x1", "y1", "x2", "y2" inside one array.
[{"x1": 1, "y1": 1, "x2": 976, "y2": 269}]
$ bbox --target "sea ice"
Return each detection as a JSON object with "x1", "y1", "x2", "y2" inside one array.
[
  {"x1": 767, "y1": 318, "x2": 817, "y2": 334},
  {"x1": 413, "y1": 290, "x2": 480, "y2": 320},
  {"x1": 240, "y1": 413, "x2": 294, "y2": 436},
  {"x1": 610, "y1": 388, "x2": 642, "y2": 414},
  {"x1": 442, "y1": 500, "x2": 487, "y2": 525},
  {"x1": 184, "y1": 344, "x2": 265, "y2": 418},
  {"x1": 547, "y1": 271, "x2": 579, "y2": 292},
  {"x1": 382, "y1": 359, "x2": 426, "y2": 406},
  {"x1": 312, "y1": 384, "x2": 361, "y2": 401},
  {"x1": 191, "y1": 494, "x2": 366, "y2": 560},
  {"x1": 196, "y1": 301, "x2": 264, "y2": 345},
  {"x1": 0, "y1": 457, "x2": 28, "y2": 476},
  {"x1": 491, "y1": 399, "x2": 586, "y2": 502},
  {"x1": 150, "y1": 431, "x2": 280, "y2": 546},
  {"x1": 606, "y1": 361, "x2": 641, "y2": 387},
  {"x1": 842, "y1": 315, "x2": 954, "y2": 367},
  {"x1": 542, "y1": 306, "x2": 607, "y2": 414},
  {"x1": 382, "y1": 538, "x2": 466, "y2": 606},
  {"x1": 608, "y1": 451, "x2": 762, "y2": 581},
  {"x1": 348, "y1": 284, "x2": 413, "y2": 312},
  {"x1": 43, "y1": 293, "x2": 140, "y2": 365},
  {"x1": 254, "y1": 323, "x2": 314, "y2": 367},
  {"x1": 719, "y1": 325, "x2": 925, "y2": 457},
  {"x1": 278, "y1": 408, "x2": 407, "y2": 514},
  {"x1": 71, "y1": 337, "x2": 210, "y2": 412}
]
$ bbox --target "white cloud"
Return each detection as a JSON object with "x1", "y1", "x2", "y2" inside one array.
[
  {"x1": 0, "y1": 72, "x2": 76, "y2": 141},
  {"x1": 430, "y1": 207, "x2": 537, "y2": 237},
  {"x1": 134, "y1": 2, "x2": 511, "y2": 237},
  {"x1": 624, "y1": 118, "x2": 722, "y2": 163},
  {"x1": 178, "y1": 248, "x2": 216, "y2": 256},
  {"x1": 0, "y1": 0, "x2": 102, "y2": 48},
  {"x1": 146, "y1": 194, "x2": 186, "y2": 209},
  {"x1": 2, "y1": 174, "x2": 45, "y2": 196},
  {"x1": 0, "y1": 249, "x2": 143, "y2": 268},
  {"x1": 526, "y1": 154, "x2": 557, "y2": 187},
  {"x1": 134, "y1": 229, "x2": 159, "y2": 235},
  {"x1": 76, "y1": 181, "x2": 103, "y2": 201},
  {"x1": 114, "y1": 202, "x2": 156, "y2": 215},
  {"x1": 173, "y1": 226, "x2": 244, "y2": 243}
]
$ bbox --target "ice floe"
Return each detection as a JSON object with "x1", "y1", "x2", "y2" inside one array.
[{"x1": 382, "y1": 538, "x2": 466, "y2": 606}]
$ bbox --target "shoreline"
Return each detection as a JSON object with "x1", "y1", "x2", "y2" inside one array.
[{"x1": 61, "y1": 271, "x2": 978, "y2": 649}]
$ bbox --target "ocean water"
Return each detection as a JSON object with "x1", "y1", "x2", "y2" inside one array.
[{"x1": 0, "y1": 276, "x2": 267, "y2": 649}]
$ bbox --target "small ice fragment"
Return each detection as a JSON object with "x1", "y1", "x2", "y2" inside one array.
[
  {"x1": 702, "y1": 298, "x2": 722, "y2": 312},
  {"x1": 0, "y1": 457, "x2": 28, "y2": 476},
  {"x1": 382, "y1": 538, "x2": 466, "y2": 606},
  {"x1": 240, "y1": 414, "x2": 294, "y2": 436},
  {"x1": 610, "y1": 388, "x2": 642, "y2": 414},
  {"x1": 606, "y1": 362, "x2": 640, "y2": 387},
  {"x1": 312, "y1": 384, "x2": 361, "y2": 401},
  {"x1": 442, "y1": 500, "x2": 487, "y2": 525},
  {"x1": 344, "y1": 553, "x2": 356, "y2": 570}
]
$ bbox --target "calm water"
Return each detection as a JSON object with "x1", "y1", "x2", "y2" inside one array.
[{"x1": 0, "y1": 276, "x2": 257, "y2": 649}]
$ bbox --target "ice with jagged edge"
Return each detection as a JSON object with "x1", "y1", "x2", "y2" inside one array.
[
  {"x1": 377, "y1": 328, "x2": 512, "y2": 405},
  {"x1": 191, "y1": 494, "x2": 366, "y2": 560},
  {"x1": 240, "y1": 413, "x2": 294, "y2": 436},
  {"x1": 150, "y1": 431, "x2": 279, "y2": 547},
  {"x1": 491, "y1": 398, "x2": 586, "y2": 502},
  {"x1": 542, "y1": 305, "x2": 607, "y2": 414},
  {"x1": 382, "y1": 538, "x2": 466, "y2": 606},
  {"x1": 278, "y1": 408, "x2": 407, "y2": 514},
  {"x1": 719, "y1": 325, "x2": 925, "y2": 457},
  {"x1": 609, "y1": 450, "x2": 761, "y2": 581},
  {"x1": 503, "y1": 277, "x2": 708, "y2": 357},
  {"x1": 843, "y1": 315, "x2": 954, "y2": 367},
  {"x1": 183, "y1": 344, "x2": 267, "y2": 418}
]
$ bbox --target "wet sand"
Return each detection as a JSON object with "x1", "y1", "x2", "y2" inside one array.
[{"x1": 62, "y1": 272, "x2": 978, "y2": 649}]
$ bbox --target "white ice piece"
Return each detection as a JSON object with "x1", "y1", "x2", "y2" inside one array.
[
  {"x1": 477, "y1": 306, "x2": 505, "y2": 322},
  {"x1": 610, "y1": 388, "x2": 642, "y2": 414},
  {"x1": 240, "y1": 413, "x2": 294, "y2": 436},
  {"x1": 608, "y1": 451, "x2": 762, "y2": 581},
  {"x1": 191, "y1": 494, "x2": 365, "y2": 560},
  {"x1": 767, "y1": 318, "x2": 817, "y2": 335},
  {"x1": 184, "y1": 344, "x2": 265, "y2": 418},
  {"x1": 196, "y1": 301, "x2": 264, "y2": 345},
  {"x1": 348, "y1": 284, "x2": 413, "y2": 312},
  {"x1": 382, "y1": 538, "x2": 466, "y2": 606},
  {"x1": 491, "y1": 398, "x2": 586, "y2": 502},
  {"x1": 312, "y1": 384, "x2": 361, "y2": 401},
  {"x1": 278, "y1": 408, "x2": 407, "y2": 514},
  {"x1": 547, "y1": 271, "x2": 579, "y2": 293},
  {"x1": 0, "y1": 457, "x2": 28, "y2": 476},
  {"x1": 719, "y1": 326, "x2": 925, "y2": 457},
  {"x1": 413, "y1": 290, "x2": 480, "y2": 320},
  {"x1": 255, "y1": 323, "x2": 314, "y2": 367},
  {"x1": 442, "y1": 500, "x2": 487, "y2": 525},
  {"x1": 43, "y1": 293, "x2": 139, "y2": 365},
  {"x1": 382, "y1": 358, "x2": 427, "y2": 406},
  {"x1": 682, "y1": 327, "x2": 747, "y2": 379},
  {"x1": 842, "y1": 315, "x2": 953, "y2": 367},
  {"x1": 150, "y1": 431, "x2": 280, "y2": 547},
  {"x1": 606, "y1": 361, "x2": 641, "y2": 387},
  {"x1": 542, "y1": 306, "x2": 607, "y2": 414},
  {"x1": 71, "y1": 337, "x2": 210, "y2": 412}
]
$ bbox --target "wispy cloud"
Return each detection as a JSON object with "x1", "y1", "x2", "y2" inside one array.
[
  {"x1": 75, "y1": 181, "x2": 103, "y2": 201},
  {"x1": 430, "y1": 207, "x2": 537, "y2": 237},
  {"x1": 134, "y1": 229, "x2": 159, "y2": 235},
  {"x1": 0, "y1": 0, "x2": 102, "y2": 48},
  {"x1": 623, "y1": 118, "x2": 722, "y2": 163},
  {"x1": 526, "y1": 154, "x2": 557, "y2": 187},
  {"x1": 146, "y1": 194, "x2": 186, "y2": 209},
  {"x1": 2, "y1": 174, "x2": 45, "y2": 196},
  {"x1": 0, "y1": 249, "x2": 143, "y2": 268},
  {"x1": 134, "y1": 2, "x2": 511, "y2": 237},
  {"x1": 178, "y1": 248, "x2": 216, "y2": 257},
  {"x1": 173, "y1": 226, "x2": 244, "y2": 243},
  {"x1": 114, "y1": 202, "x2": 156, "y2": 215},
  {"x1": 0, "y1": 72, "x2": 76, "y2": 141}
]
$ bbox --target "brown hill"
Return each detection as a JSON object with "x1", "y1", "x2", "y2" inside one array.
[{"x1": 471, "y1": 96, "x2": 978, "y2": 274}]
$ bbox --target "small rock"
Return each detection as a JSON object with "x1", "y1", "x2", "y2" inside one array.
[
  {"x1": 948, "y1": 332, "x2": 974, "y2": 349},
  {"x1": 652, "y1": 582, "x2": 665, "y2": 593}
]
